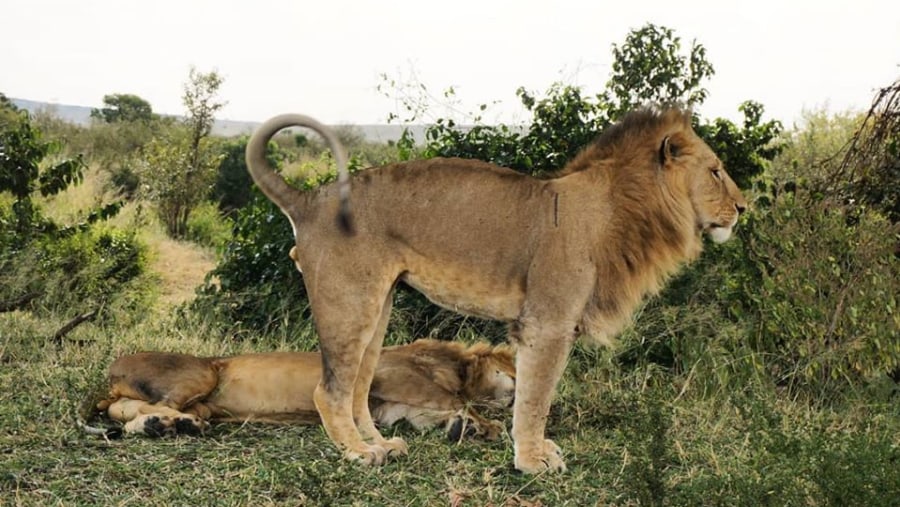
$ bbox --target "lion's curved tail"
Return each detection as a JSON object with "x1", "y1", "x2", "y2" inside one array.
[{"x1": 246, "y1": 114, "x2": 353, "y2": 234}]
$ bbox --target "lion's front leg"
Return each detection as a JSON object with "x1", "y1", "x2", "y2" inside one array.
[{"x1": 511, "y1": 330, "x2": 574, "y2": 474}]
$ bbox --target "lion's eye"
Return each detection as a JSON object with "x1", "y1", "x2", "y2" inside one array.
[{"x1": 711, "y1": 168, "x2": 722, "y2": 181}]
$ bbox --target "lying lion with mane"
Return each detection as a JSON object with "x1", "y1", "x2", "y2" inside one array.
[
  {"x1": 93, "y1": 339, "x2": 515, "y2": 441},
  {"x1": 244, "y1": 106, "x2": 747, "y2": 473}
]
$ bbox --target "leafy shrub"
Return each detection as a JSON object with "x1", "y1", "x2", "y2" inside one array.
[
  {"x1": 742, "y1": 191, "x2": 899, "y2": 391},
  {"x1": 0, "y1": 226, "x2": 149, "y2": 319},
  {"x1": 136, "y1": 128, "x2": 222, "y2": 238},
  {"x1": 192, "y1": 186, "x2": 304, "y2": 335},
  {"x1": 107, "y1": 161, "x2": 141, "y2": 198},
  {"x1": 621, "y1": 184, "x2": 900, "y2": 398},
  {"x1": 186, "y1": 200, "x2": 232, "y2": 249},
  {"x1": 213, "y1": 137, "x2": 286, "y2": 215},
  {"x1": 0, "y1": 101, "x2": 146, "y2": 321}
]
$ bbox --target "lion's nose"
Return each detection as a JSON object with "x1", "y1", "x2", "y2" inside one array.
[{"x1": 736, "y1": 203, "x2": 747, "y2": 215}]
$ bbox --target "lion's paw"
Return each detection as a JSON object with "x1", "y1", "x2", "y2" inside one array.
[
  {"x1": 479, "y1": 419, "x2": 505, "y2": 441},
  {"x1": 173, "y1": 416, "x2": 209, "y2": 436},
  {"x1": 514, "y1": 439, "x2": 566, "y2": 474},
  {"x1": 128, "y1": 415, "x2": 175, "y2": 438},
  {"x1": 344, "y1": 443, "x2": 389, "y2": 466},
  {"x1": 448, "y1": 415, "x2": 505, "y2": 442},
  {"x1": 380, "y1": 436, "x2": 408, "y2": 457}
]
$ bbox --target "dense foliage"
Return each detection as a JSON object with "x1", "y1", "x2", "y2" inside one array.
[
  {"x1": 0, "y1": 97, "x2": 146, "y2": 322},
  {"x1": 90, "y1": 93, "x2": 155, "y2": 124}
]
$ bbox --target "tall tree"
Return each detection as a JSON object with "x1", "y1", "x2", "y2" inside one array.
[
  {"x1": 137, "y1": 68, "x2": 225, "y2": 238},
  {"x1": 90, "y1": 93, "x2": 154, "y2": 123},
  {"x1": 182, "y1": 68, "x2": 226, "y2": 172}
]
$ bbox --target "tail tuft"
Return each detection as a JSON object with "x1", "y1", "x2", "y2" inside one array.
[{"x1": 337, "y1": 198, "x2": 355, "y2": 235}]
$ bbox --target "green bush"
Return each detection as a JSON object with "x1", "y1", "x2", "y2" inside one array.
[
  {"x1": 186, "y1": 200, "x2": 232, "y2": 249},
  {"x1": 742, "y1": 191, "x2": 899, "y2": 391},
  {"x1": 0, "y1": 226, "x2": 149, "y2": 320},
  {"x1": 192, "y1": 187, "x2": 303, "y2": 335},
  {"x1": 620, "y1": 184, "x2": 900, "y2": 398},
  {"x1": 212, "y1": 137, "x2": 284, "y2": 215},
  {"x1": 0, "y1": 100, "x2": 147, "y2": 322}
]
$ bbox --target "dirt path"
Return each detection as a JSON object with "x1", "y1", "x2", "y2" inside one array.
[{"x1": 149, "y1": 237, "x2": 217, "y2": 309}]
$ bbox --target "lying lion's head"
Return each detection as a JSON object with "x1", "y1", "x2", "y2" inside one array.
[{"x1": 461, "y1": 343, "x2": 516, "y2": 408}]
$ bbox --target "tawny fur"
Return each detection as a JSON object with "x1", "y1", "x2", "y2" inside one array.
[
  {"x1": 96, "y1": 340, "x2": 515, "y2": 440},
  {"x1": 244, "y1": 106, "x2": 747, "y2": 473}
]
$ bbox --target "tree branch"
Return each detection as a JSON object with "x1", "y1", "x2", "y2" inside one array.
[
  {"x1": 52, "y1": 309, "x2": 99, "y2": 346},
  {"x1": 0, "y1": 291, "x2": 43, "y2": 313}
]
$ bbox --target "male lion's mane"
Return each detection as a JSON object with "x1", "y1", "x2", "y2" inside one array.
[{"x1": 549, "y1": 107, "x2": 706, "y2": 346}]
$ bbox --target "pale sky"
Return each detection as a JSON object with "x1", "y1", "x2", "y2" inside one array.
[{"x1": 3, "y1": 0, "x2": 898, "y2": 127}]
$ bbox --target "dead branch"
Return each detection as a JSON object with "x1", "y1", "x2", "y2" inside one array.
[
  {"x1": 52, "y1": 309, "x2": 99, "y2": 346},
  {"x1": 0, "y1": 291, "x2": 43, "y2": 313}
]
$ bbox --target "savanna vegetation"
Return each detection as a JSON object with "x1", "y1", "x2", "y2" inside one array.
[{"x1": 1, "y1": 24, "x2": 898, "y2": 506}]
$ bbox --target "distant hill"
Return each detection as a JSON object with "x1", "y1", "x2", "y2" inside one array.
[{"x1": 9, "y1": 98, "x2": 428, "y2": 143}]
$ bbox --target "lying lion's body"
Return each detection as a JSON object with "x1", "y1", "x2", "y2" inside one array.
[
  {"x1": 97, "y1": 340, "x2": 515, "y2": 439},
  {"x1": 245, "y1": 107, "x2": 747, "y2": 472}
]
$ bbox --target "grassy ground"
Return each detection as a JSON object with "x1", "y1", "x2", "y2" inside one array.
[{"x1": 1, "y1": 307, "x2": 898, "y2": 506}]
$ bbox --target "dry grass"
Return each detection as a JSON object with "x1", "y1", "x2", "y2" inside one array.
[
  {"x1": 33, "y1": 167, "x2": 110, "y2": 230},
  {"x1": 143, "y1": 229, "x2": 217, "y2": 309},
  {"x1": 37, "y1": 166, "x2": 218, "y2": 313}
]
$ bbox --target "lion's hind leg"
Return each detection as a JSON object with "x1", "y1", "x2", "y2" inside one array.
[
  {"x1": 311, "y1": 277, "x2": 400, "y2": 466},
  {"x1": 352, "y1": 293, "x2": 408, "y2": 457}
]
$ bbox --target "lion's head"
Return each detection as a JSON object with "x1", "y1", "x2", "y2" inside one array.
[
  {"x1": 655, "y1": 112, "x2": 747, "y2": 244},
  {"x1": 460, "y1": 342, "x2": 516, "y2": 408},
  {"x1": 567, "y1": 107, "x2": 747, "y2": 246}
]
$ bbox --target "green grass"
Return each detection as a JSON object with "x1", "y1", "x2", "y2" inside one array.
[{"x1": 1, "y1": 311, "x2": 898, "y2": 506}]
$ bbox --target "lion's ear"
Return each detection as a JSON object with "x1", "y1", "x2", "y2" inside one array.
[{"x1": 658, "y1": 135, "x2": 680, "y2": 166}]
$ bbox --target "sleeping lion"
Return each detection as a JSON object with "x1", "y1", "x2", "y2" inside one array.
[
  {"x1": 93, "y1": 339, "x2": 515, "y2": 441},
  {"x1": 245, "y1": 106, "x2": 747, "y2": 473}
]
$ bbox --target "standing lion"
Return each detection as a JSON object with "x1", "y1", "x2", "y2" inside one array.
[{"x1": 244, "y1": 107, "x2": 746, "y2": 473}]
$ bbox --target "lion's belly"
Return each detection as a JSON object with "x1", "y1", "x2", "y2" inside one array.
[
  {"x1": 401, "y1": 269, "x2": 524, "y2": 321},
  {"x1": 206, "y1": 353, "x2": 320, "y2": 417}
]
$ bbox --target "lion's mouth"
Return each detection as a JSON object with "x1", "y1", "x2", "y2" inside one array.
[{"x1": 703, "y1": 221, "x2": 734, "y2": 243}]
